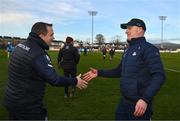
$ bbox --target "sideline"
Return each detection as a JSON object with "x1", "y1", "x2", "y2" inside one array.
[
  {"x1": 106, "y1": 54, "x2": 180, "y2": 73},
  {"x1": 165, "y1": 68, "x2": 180, "y2": 73}
]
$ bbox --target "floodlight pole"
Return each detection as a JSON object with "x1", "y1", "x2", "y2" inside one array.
[
  {"x1": 159, "y1": 16, "x2": 167, "y2": 49},
  {"x1": 88, "y1": 11, "x2": 98, "y2": 47}
]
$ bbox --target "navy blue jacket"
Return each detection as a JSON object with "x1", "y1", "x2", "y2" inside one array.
[
  {"x1": 3, "y1": 32, "x2": 77, "y2": 110},
  {"x1": 98, "y1": 37, "x2": 166, "y2": 103}
]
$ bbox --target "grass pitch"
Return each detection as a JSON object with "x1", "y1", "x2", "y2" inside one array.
[{"x1": 0, "y1": 50, "x2": 180, "y2": 120}]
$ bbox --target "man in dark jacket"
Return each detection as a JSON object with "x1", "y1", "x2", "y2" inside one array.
[
  {"x1": 83, "y1": 18, "x2": 166, "y2": 120},
  {"x1": 102, "y1": 46, "x2": 107, "y2": 59},
  {"x1": 109, "y1": 47, "x2": 115, "y2": 61},
  {"x1": 58, "y1": 36, "x2": 80, "y2": 98},
  {"x1": 3, "y1": 22, "x2": 88, "y2": 120}
]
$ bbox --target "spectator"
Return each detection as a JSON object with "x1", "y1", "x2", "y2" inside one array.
[
  {"x1": 109, "y1": 48, "x2": 115, "y2": 61},
  {"x1": 7, "y1": 42, "x2": 14, "y2": 58},
  {"x1": 58, "y1": 36, "x2": 80, "y2": 98},
  {"x1": 102, "y1": 46, "x2": 107, "y2": 59},
  {"x1": 84, "y1": 47, "x2": 88, "y2": 56}
]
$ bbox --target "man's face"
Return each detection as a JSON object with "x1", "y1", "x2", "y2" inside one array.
[
  {"x1": 125, "y1": 26, "x2": 142, "y2": 40},
  {"x1": 40, "y1": 26, "x2": 54, "y2": 45}
]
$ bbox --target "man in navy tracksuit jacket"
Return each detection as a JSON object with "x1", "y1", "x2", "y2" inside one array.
[
  {"x1": 3, "y1": 22, "x2": 87, "y2": 120},
  {"x1": 83, "y1": 18, "x2": 166, "y2": 120}
]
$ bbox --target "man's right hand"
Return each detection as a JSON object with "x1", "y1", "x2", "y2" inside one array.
[
  {"x1": 76, "y1": 74, "x2": 88, "y2": 89},
  {"x1": 83, "y1": 67, "x2": 98, "y2": 82}
]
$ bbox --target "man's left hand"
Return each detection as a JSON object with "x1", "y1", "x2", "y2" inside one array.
[{"x1": 134, "y1": 99, "x2": 148, "y2": 117}]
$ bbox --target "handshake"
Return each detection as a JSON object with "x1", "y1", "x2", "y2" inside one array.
[{"x1": 76, "y1": 67, "x2": 98, "y2": 89}]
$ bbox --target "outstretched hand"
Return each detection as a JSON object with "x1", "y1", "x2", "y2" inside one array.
[
  {"x1": 83, "y1": 67, "x2": 98, "y2": 81},
  {"x1": 134, "y1": 99, "x2": 148, "y2": 117},
  {"x1": 76, "y1": 74, "x2": 88, "y2": 89}
]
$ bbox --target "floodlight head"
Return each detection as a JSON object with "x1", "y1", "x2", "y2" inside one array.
[
  {"x1": 159, "y1": 16, "x2": 167, "y2": 20},
  {"x1": 88, "y1": 11, "x2": 98, "y2": 16}
]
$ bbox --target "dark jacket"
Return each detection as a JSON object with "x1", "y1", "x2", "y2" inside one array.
[
  {"x1": 58, "y1": 44, "x2": 80, "y2": 70},
  {"x1": 102, "y1": 48, "x2": 107, "y2": 55},
  {"x1": 3, "y1": 32, "x2": 77, "y2": 110},
  {"x1": 98, "y1": 37, "x2": 166, "y2": 104},
  {"x1": 109, "y1": 48, "x2": 115, "y2": 56}
]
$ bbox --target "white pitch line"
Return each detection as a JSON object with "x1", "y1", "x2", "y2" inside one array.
[
  {"x1": 109, "y1": 55, "x2": 180, "y2": 73},
  {"x1": 165, "y1": 68, "x2": 180, "y2": 73}
]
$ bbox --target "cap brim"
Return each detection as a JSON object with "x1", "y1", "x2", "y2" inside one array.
[
  {"x1": 121, "y1": 22, "x2": 135, "y2": 29},
  {"x1": 120, "y1": 23, "x2": 128, "y2": 29}
]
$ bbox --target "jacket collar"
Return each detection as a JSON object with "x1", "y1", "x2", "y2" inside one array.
[
  {"x1": 65, "y1": 43, "x2": 73, "y2": 46},
  {"x1": 27, "y1": 32, "x2": 49, "y2": 50},
  {"x1": 127, "y1": 36, "x2": 146, "y2": 46}
]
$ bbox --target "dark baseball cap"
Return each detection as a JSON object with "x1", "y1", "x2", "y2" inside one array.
[{"x1": 120, "y1": 18, "x2": 146, "y2": 31}]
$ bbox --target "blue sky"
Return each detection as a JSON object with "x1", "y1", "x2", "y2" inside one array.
[{"x1": 0, "y1": 0, "x2": 180, "y2": 44}]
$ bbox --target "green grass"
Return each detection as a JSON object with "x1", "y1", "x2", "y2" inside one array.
[{"x1": 0, "y1": 50, "x2": 180, "y2": 120}]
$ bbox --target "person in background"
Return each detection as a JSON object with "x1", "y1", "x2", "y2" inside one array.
[
  {"x1": 3, "y1": 22, "x2": 88, "y2": 120},
  {"x1": 7, "y1": 42, "x2": 14, "y2": 58},
  {"x1": 58, "y1": 36, "x2": 80, "y2": 98},
  {"x1": 109, "y1": 47, "x2": 115, "y2": 61},
  {"x1": 84, "y1": 46, "x2": 88, "y2": 56},
  {"x1": 91, "y1": 47, "x2": 95, "y2": 53},
  {"x1": 102, "y1": 46, "x2": 107, "y2": 60},
  {"x1": 83, "y1": 18, "x2": 166, "y2": 120}
]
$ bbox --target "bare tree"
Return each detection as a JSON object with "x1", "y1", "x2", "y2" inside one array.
[
  {"x1": 112, "y1": 35, "x2": 121, "y2": 46},
  {"x1": 95, "y1": 34, "x2": 105, "y2": 45}
]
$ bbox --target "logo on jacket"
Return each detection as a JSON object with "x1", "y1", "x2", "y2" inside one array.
[
  {"x1": 155, "y1": 52, "x2": 159, "y2": 56},
  {"x1": 46, "y1": 55, "x2": 51, "y2": 62},
  {"x1": 18, "y1": 43, "x2": 30, "y2": 51},
  {"x1": 132, "y1": 52, "x2": 136, "y2": 56},
  {"x1": 65, "y1": 46, "x2": 69, "y2": 49},
  {"x1": 48, "y1": 64, "x2": 53, "y2": 67}
]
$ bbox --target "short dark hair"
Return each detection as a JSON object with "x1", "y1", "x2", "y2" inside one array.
[
  {"x1": 31, "y1": 22, "x2": 52, "y2": 35},
  {"x1": 66, "y1": 36, "x2": 74, "y2": 43}
]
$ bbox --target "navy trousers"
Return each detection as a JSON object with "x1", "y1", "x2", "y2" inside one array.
[
  {"x1": 115, "y1": 98, "x2": 152, "y2": 120},
  {"x1": 6, "y1": 106, "x2": 47, "y2": 120},
  {"x1": 63, "y1": 68, "x2": 77, "y2": 96}
]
